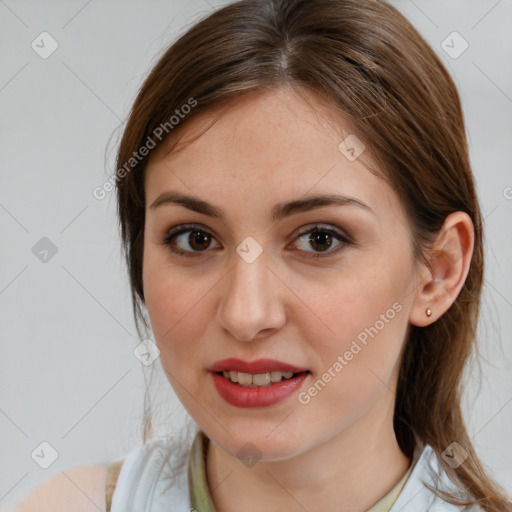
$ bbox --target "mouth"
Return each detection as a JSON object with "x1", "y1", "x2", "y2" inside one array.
[
  {"x1": 210, "y1": 369, "x2": 311, "y2": 408},
  {"x1": 214, "y1": 370, "x2": 311, "y2": 387},
  {"x1": 207, "y1": 358, "x2": 311, "y2": 407}
]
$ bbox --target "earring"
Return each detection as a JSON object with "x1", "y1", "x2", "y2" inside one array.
[{"x1": 426, "y1": 308, "x2": 432, "y2": 317}]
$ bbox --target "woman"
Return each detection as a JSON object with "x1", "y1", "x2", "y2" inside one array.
[{"x1": 12, "y1": 0, "x2": 511, "y2": 511}]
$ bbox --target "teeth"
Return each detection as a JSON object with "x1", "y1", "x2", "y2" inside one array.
[
  {"x1": 237, "y1": 372, "x2": 253, "y2": 386},
  {"x1": 270, "y1": 371, "x2": 283, "y2": 382},
  {"x1": 221, "y1": 370, "x2": 297, "y2": 386},
  {"x1": 253, "y1": 373, "x2": 271, "y2": 386}
]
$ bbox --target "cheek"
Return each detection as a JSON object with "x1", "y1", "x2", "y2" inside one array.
[
  {"x1": 144, "y1": 273, "x2": 214, "y2": 411},
  {"x1": 143, "y1": 241, "x2": 200, "y2": 334},
  {"x1": 298, "y1": 264, "x2": 410, "y2": 407},
  {"x1": 142, "y1": 255, "x2": 214, "y2": 373},
  {"x1": 298, "y1": 323, "x2": 405, "y2": 431}
]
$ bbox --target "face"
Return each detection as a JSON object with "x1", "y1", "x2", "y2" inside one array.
[{"x1": 142, "y1": 87, "x2": 420, "y2": 461}]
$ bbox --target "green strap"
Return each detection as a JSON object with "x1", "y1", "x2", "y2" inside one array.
[
  {"x1": 366, "y1": 461, "x2": 414, "y2": 511},
  {"x1": 105, "y1": 459, "x2": 124, "y2": 511},
  {"x1": 188, "y1": 430, "x2": 217, "y2": 512}
]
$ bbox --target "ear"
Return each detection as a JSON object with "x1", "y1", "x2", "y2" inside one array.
[{"x1": 409, "y1": 211, "x2": 474, "y2": 327}]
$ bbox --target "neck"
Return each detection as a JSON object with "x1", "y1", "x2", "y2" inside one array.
[{"x1": 206, "y1": 390, "x2": 412, "y2": 512}]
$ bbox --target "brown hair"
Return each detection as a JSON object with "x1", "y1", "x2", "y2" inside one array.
[{"x1": 114, "y1": 0, "x2": 511, "y2": 509}]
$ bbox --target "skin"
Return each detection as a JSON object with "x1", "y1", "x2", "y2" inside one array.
[{"x1": 142, "y1": 86, "x2": 474, "y2": 511}]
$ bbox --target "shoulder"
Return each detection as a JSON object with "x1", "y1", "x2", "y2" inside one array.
[
  {"x1": 9, "y1": 437, "x2": 190, "y2": 512},
  {"x1": 110, "y1": 436, "x2": 191, "y2": 511},
  {"x1": 10, "y1": 464, "x2": 108, "y2": 512},
  {"x1": 390, "y1": 445, "x2": 486, "y2": 511}
]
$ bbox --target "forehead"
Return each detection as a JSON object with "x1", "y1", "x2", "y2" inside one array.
[
  {"x1": 148, "y1": 87, "x2": 356, "y2": 168},
  {"x1": 144, "y1": 87, "x2": 402, "y2": 223}
]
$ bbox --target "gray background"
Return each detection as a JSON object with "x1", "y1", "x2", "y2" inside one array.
[{"x1": 1, "y1": 0, "x2": 511, "y2": 507}]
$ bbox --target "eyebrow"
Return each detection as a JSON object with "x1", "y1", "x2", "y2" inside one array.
[{"x1": 149, "y1": 191, "x2": 374, "y2": 221}]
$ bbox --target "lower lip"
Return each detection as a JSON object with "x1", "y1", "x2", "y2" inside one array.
[{"x1": 210, "y1": 371, "x2": 310, "y2": 408}]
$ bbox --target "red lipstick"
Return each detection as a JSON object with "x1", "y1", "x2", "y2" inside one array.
[
  {"x1": 207, "y1": 358, "x2": 310, "y2": 408},
  {"x1": 207, "y1": 358, "x2": 308, "y2": 374}
]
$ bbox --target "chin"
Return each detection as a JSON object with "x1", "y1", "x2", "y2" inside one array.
[{"x1": 208, "y1": 422, "x2": 308, "y2": 462}]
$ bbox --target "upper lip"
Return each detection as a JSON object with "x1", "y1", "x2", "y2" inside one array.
[{"x1": 207, "y1": 358, "x2": 309, "y2": 374}]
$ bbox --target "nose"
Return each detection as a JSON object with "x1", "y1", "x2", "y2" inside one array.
[{"x1": 216, "y1": 251, "x2": 287, "y2": 342}]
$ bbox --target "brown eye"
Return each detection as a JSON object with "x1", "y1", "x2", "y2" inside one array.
[
  {"x1": 306, "y1": 231, "x2": 334, "y2": 252},
  {"x1": 162, "y1": 224, "x2": 220, "y2": 257},
  {"x1": 291, "y1": 224, "x2": 353, "y2": 259},
  {"x1": 188, "y1": 230, "x2": 212, "y2": 251}
]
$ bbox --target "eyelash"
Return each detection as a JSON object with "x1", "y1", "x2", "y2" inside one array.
[{"x1": 161, "y1": 223, "x2": 353, "y2": 260}]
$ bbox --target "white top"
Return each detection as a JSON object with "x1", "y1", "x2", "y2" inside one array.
[{"x1": 110, "y1": 432, "x2": 483, "y2": 512}]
